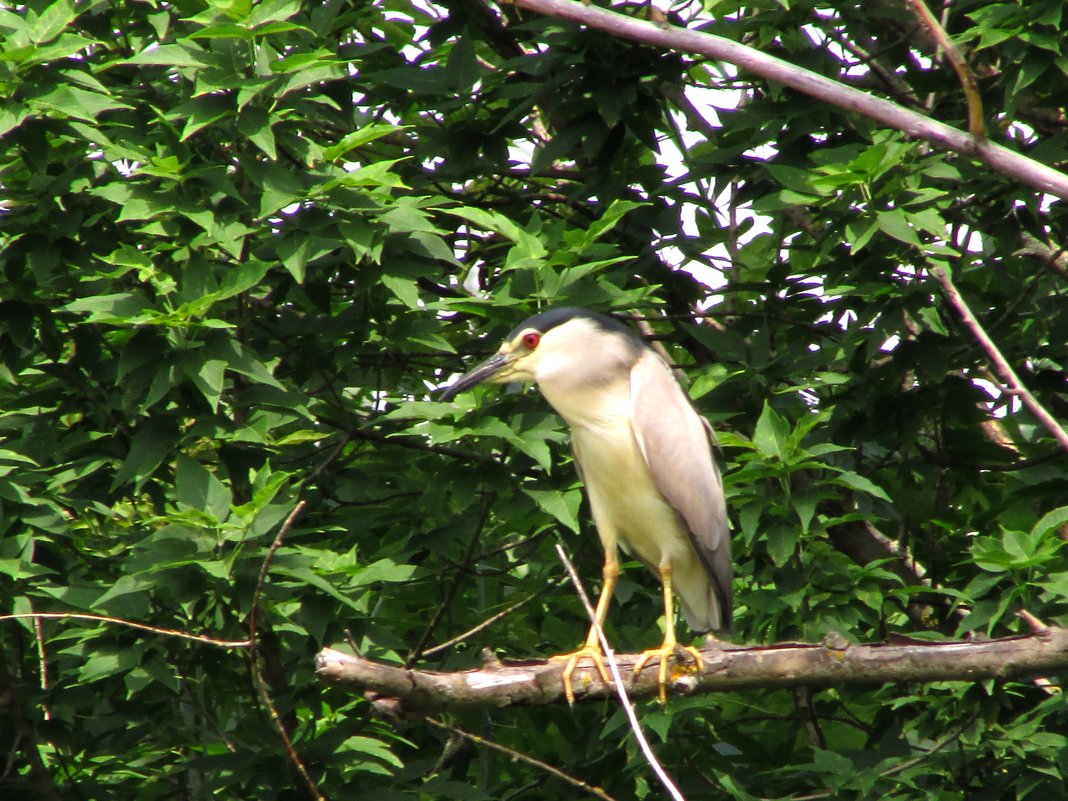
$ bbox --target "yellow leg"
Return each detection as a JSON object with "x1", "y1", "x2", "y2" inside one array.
[
  {"x1": 551, "y1": 558, "x2": 619, "y2": 703},
  {"x1": 632, "y1": 565, "x2": 704, "y2": 703}
]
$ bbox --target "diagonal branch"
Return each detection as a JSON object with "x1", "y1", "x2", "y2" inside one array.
[
  {"x1": 932, "y1": 266, "x2": 1068, "y2": 452},
  {"x1": 506, "y1": 0, "x2": 1068, "y2": 200},
  {"x1": 316, "y1": 628, "x2": 1068, "y2": 710},
  {"x1": 905, "y1": 0, "x2": 984, "y2": 138},
  {"x1": 425, "y1": 717, "x2": 620, "y2": 801}
]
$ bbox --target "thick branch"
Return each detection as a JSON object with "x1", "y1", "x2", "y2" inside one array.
[
  {"x1": 316, "y1": 628, "x2": 1068, "y2": 710},
  {"x1": 509, "y1": 0, "x2": 1068, "y2": 200}
]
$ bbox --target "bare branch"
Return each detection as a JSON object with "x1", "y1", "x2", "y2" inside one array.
[
  {"x1": 425, "y1": 717, "x2": 620, "y2": 801},
  {"x1": 247, "y1": 501, "x2": 325, "y2": 801},
  {"x1": 507, "y1": 0, "x2": 1068, "y2": 200},
  {"x1": 316, "y1": 628, "x2": 1068, "y2": 710},
  {"x1": 407, "y1": 492, "x2": 497, "y2": 666},
  {"x1": 932, "y1": 266, "x2": 1068, "y2": 452},
  {"x1": 905, "y1": 0, "x2": 984, "y2": 138},
  {"x1": 0, "y1": 613, "x2": 251, "y2": 648},
  {"x1": 421, "y1": 577, "x2": 565, "y2": 658},
  {"x1": 1015, "y1": 232, "x2": 1068, "y2": 277}
]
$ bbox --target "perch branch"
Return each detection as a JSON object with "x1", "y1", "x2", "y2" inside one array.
[{"x1": 316, "y1": 628, "x2": 1068, "y2": 710}]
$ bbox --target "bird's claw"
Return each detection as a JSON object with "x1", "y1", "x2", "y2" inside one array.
[
  {"x1": 551, "y1": 645, "x2": 613, "y2": 704},
  {"x1": 633, "y1": 643, "x2": 704, "y2": 704}
]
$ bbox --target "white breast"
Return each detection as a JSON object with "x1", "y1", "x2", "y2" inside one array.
[
  {"x1": 544, "y1": 377, "x2": 692, "y2": 568},
  {"x1": 536, "y1": 356, "x2": 724, "y2": 631}
]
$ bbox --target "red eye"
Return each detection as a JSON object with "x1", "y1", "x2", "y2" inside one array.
[{"x1": 522, "y1": 332, "x2": 541, "y2": 350}]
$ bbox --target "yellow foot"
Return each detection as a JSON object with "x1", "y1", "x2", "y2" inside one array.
[
  {"x1": 633, "y1": 643, "x2": 704, "y2": 704},
  {"x1": 550, "y1": 645, "x2": 613, "y2": 704}
]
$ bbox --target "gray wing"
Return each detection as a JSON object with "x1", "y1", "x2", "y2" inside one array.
[{"x1": 629, "y1": 349, "x2": 733, "y2": 630}]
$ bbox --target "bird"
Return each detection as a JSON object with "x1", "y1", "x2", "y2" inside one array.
[{"x1": 441, "y1": 307, "x2": 731, "y2": 703}]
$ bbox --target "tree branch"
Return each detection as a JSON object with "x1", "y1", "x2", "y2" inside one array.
[
  {"x1": 424, "y1": 717, "x2": 620, "y2": 801},
  {"x1": 507, "y1": 0, "x2": 1068, "y2": 200},
  {"x1": 932, "y1": 266, "x2": 1068, "y2": 452},
  {"x1": 905, "y1": 0, "x2": 984, "y2": 138},
  {"x1": 316, "y1": 628, "x2": 1068, "y2": 710}
]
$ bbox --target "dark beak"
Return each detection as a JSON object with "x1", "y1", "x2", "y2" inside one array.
[{"x1": 440, "y1": 353, "x2": 511, "y2": 401}]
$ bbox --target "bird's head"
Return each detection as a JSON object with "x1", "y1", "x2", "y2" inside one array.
[{"x1": 440, "y1": 307, "x2": 640, "y2": 401}]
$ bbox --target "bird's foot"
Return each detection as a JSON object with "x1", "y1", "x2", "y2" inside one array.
[
  {"x1": 633, "y1": 642, "x2": 704, "y2": 704},
  {"x1": 550, "y1": 644, "x2": 613, "y2": 704}
]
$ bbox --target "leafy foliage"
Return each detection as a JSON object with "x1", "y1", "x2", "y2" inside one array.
[{"x1": 1, "y1": 0, "x2": 1066, "y2": 799}]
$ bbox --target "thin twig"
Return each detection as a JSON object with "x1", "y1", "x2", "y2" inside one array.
[
  {"x1": 422, "y1": 577, "x2": 566, "y2": 658},
  {"x1": 554, "y1": 544, "x2": 688, "y2": 801},
  {"x1": 1015, "y1": 232, "x2": 1068, "y2": 277},
  {"x1": 0, "y1": 653, "x2": 63, "y2": 801},
  {"x1": 249, "y1": 500, "x2": 307, "y2": 646},
  {"x1": 932, "y1": 266, "x2": 1068, "y2": 452},
  {"x1": 0, "y1": 613, "x2": 251, "y2": 648},
  {"x1": 31, "y1": 603, "x2": 50, "y2": 720},
  {"x1": 247, "y1": 501, "x2": 325, "y2": 801},
  {"x1": 425, "y1": 717, "x2": 620, "y2": 801},
  {"x1": 407, "y1": 491, "x2": 497, "y2": 667},
  {"x1": 1017, "y1": 609, "x2": 1050, "y2": 635},
  {"x1": 905, "y1": 0, "x2": 984, "y2": 138}
]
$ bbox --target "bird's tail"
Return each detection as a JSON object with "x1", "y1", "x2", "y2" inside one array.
[{"x1": 675, "y1": 559, "x2": 729, "y2": 634}]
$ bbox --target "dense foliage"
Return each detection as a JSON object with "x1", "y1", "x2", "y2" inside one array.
[{"x1": 1, "y1": 0, "x2": 1066, "y2": 798}]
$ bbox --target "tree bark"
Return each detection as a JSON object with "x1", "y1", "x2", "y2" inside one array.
[{"x1": 316, "y1": 628, "x2": 1068, "y2": 711}]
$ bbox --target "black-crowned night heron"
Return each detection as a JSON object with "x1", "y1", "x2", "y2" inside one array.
[{"x1": 442, "y1": 307, "x2": 731, "y2": 702}]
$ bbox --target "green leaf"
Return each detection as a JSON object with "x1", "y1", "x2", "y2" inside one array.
[
  {"x1": 120, "y1": 43, "x2": 212, "y2": 68},
  {"x1": 752, "y1": 401, "x2": 789, "y2": 459},
  {"x1": 29, "y1": 83, "x2": 132, "y2": 122},
  {"x1": 445, "y1": 36, "x2": 479, "y2": 91},
  {"x1": 322, "y1": 124, "x2": 408, "y2": 162},
  {"x1": 1031, "y1": 506, "x2": 1068, "y2": 540},
  {"x1": 183, "y1": 357, "x2": 226, "y2": 411},
  {"x1": 176, "y1": 454, "x2": 232, "y2": 521},
  {"x1": 381, "y1": 274, "x2": 421, "y2": 308},
  {"x1": 523, "y1": 488, "x2": 581, "y2": 533},
  {"x1": 272, "y1": 563, "x2": 365, "y2": 613},
  {"x1": 876, "y1": 207, "x2": 921, "y2": 246},
  {"x1": 765, "y1": 524, "x2": 798, "y2": 566},
  {"x1": 831, "y1": 471, "x2": 892, "y2": 503},
  {"x1": 30, "y1": 0, "x2": 76, "y2": 43},
  {"x1": 434, "y1": 206, "x2": 530, "y2": 247},
  {"x1": 237, "y1": 106, "x2": 276, "y2": 160},
  {"x1": 578, "y1": 199, "x2": 644, "y2": 249},
  {"x1": 791, "y1": 488, "x2": 819, "y2": 534},
  {"x1": 77, "y1": 649, "x2": 140, "y2": 684},
  {"x1": 341, "y1": 735, "x2": 404, "y2": 770},
  {"x1": 111, "y1": 418, "x2": 177, "y2": 491}
]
